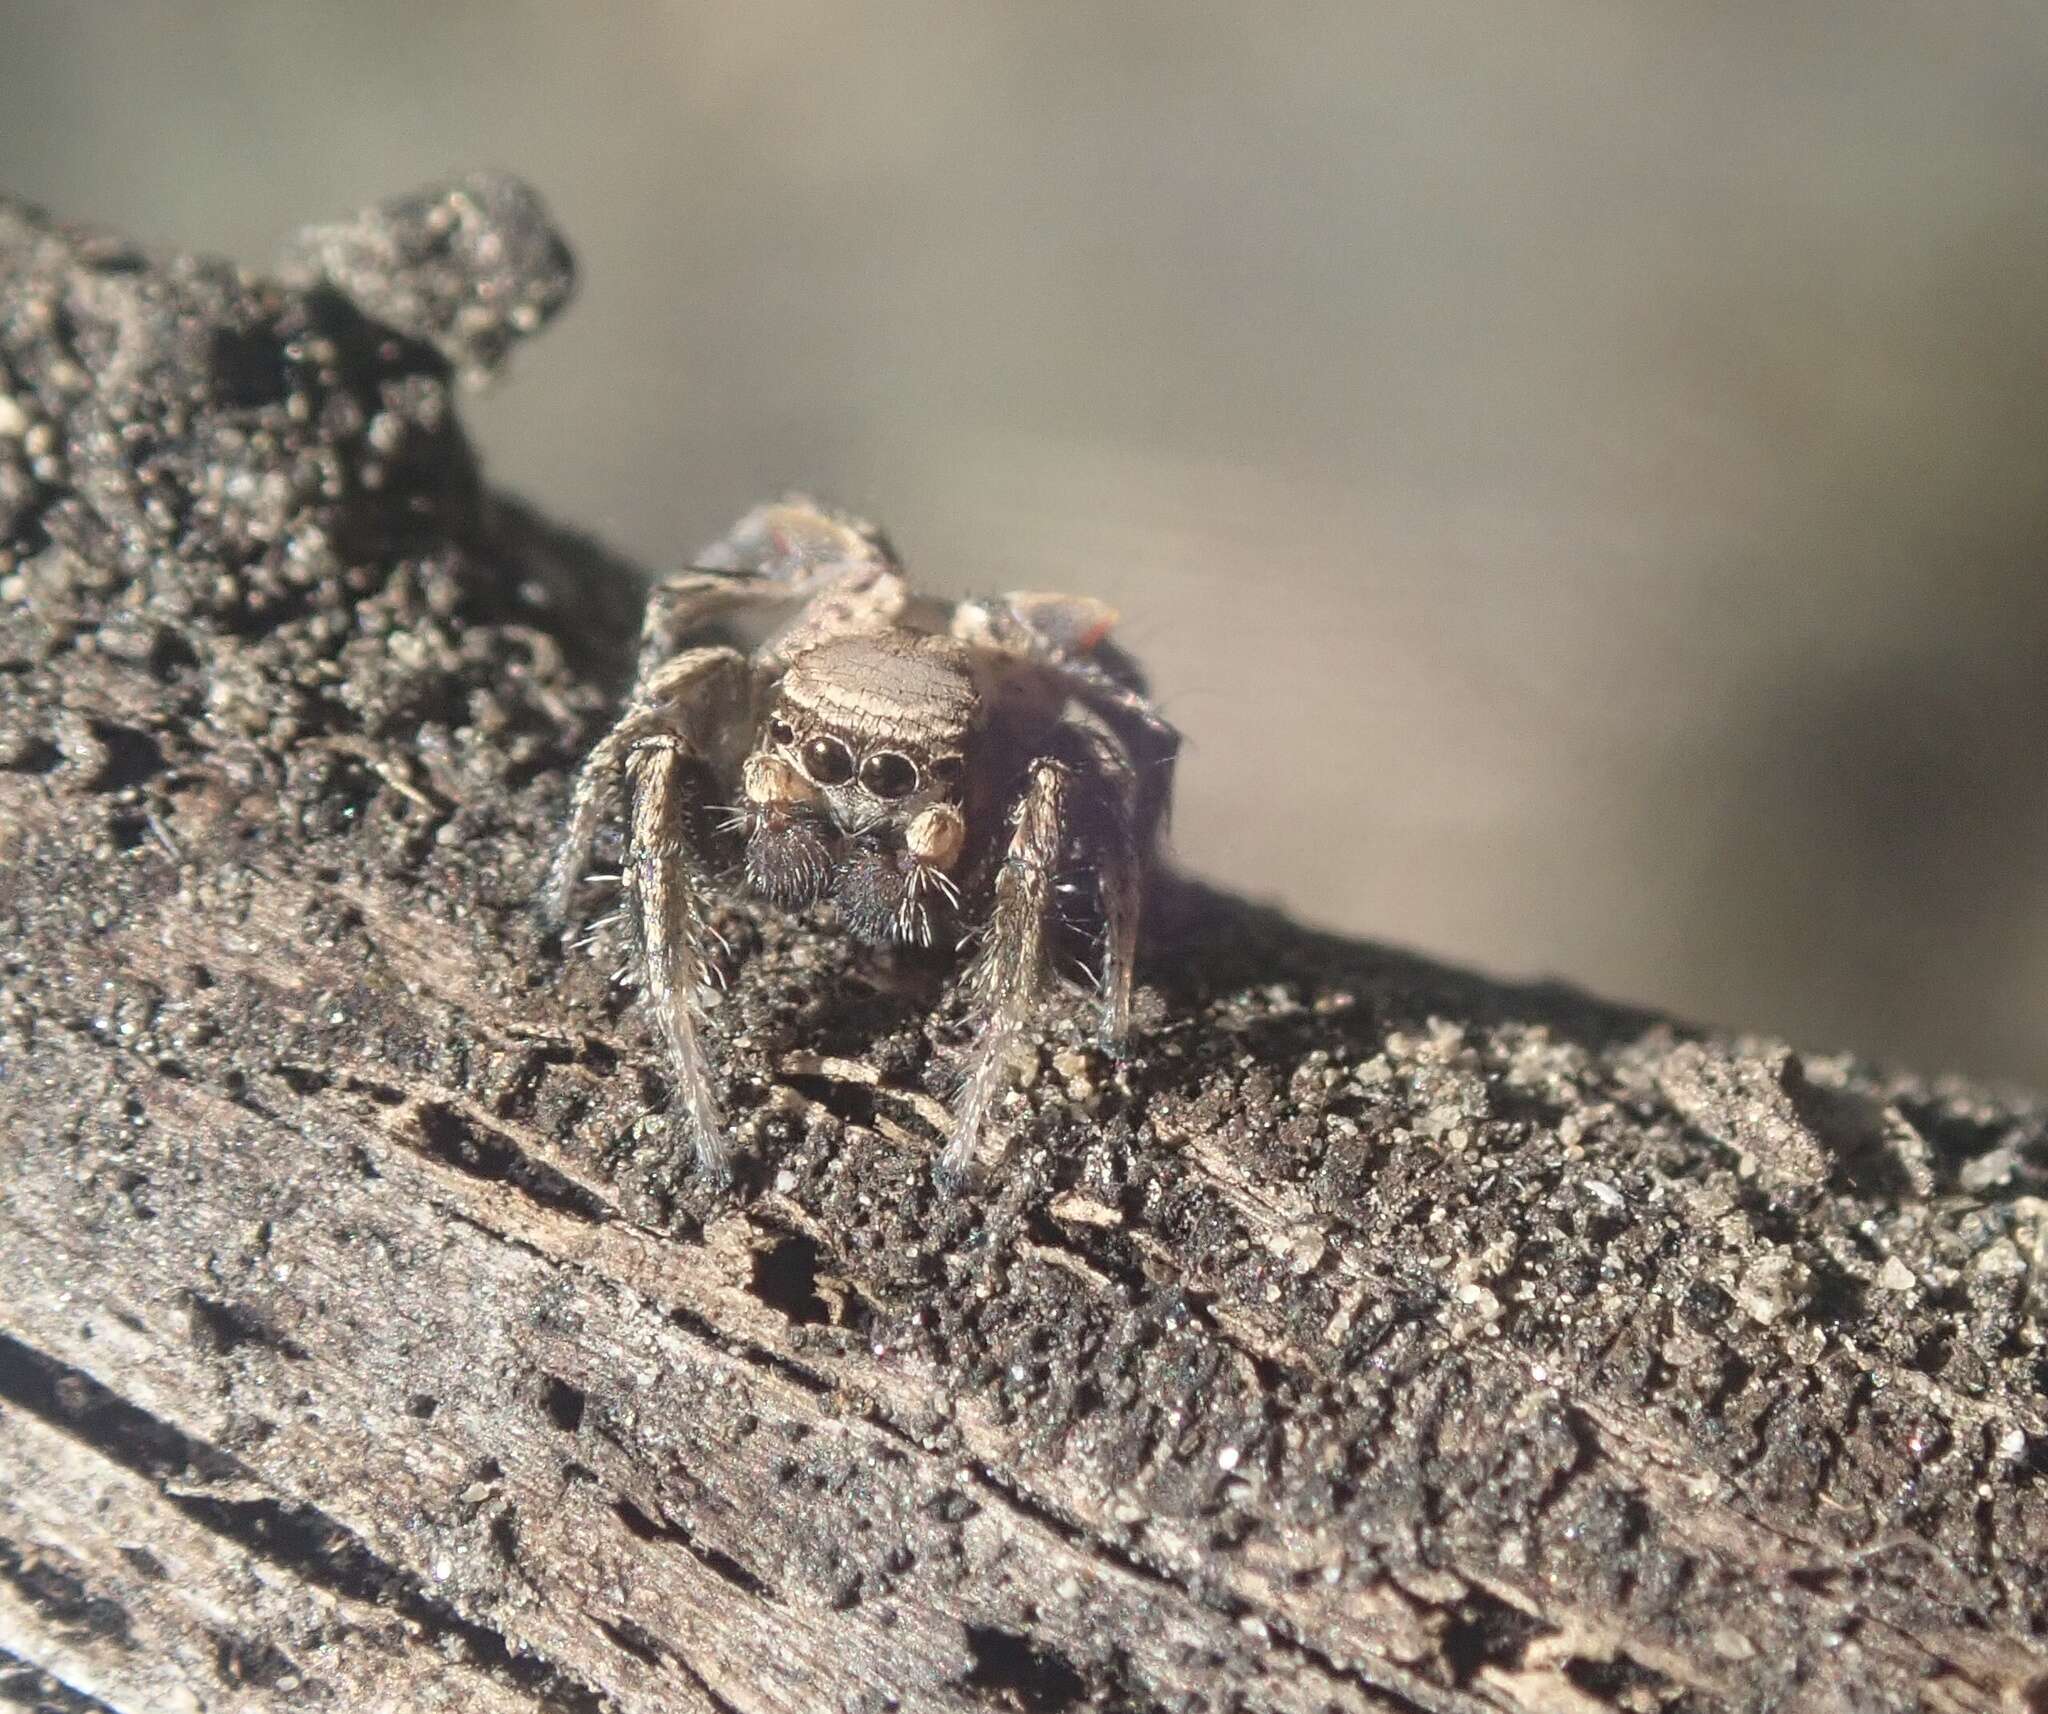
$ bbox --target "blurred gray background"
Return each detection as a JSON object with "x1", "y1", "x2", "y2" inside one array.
[{"x1": 6, "y1": 2, "x2": 2047, "y2": 1085}]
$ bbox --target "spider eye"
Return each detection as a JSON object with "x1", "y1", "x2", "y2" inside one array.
[
  {"x1": 929, "y1": 754, "x2": 965, "y2": 789},
  {"x1": 767, "y1": 717, "x2": 794, "y2": 745},
  {"x1": 799, "y1": 734, "x2": 854, "y2": 785},
  {"x1": 859, "y1": 751, "x2": 919, "y2": 799}
]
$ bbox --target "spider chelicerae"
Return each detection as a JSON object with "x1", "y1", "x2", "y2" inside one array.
[{"x1": 544, "y1": 497, "x2": 1179, "y2": 1185}]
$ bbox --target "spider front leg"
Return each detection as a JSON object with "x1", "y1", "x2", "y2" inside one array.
[
  {"x1": 943, "y1": 757, "x2": 1070, "y2": 1186},
  {"x1": 951, "y1": 592, "x2": 1182, "y2": 848},
  {"x1": 543, "y1": 647, "x2": 743, "y2": 927},
  {"x1": 1061, "y1": 717, "x2": 1144, "y2": 1053},
  {"x1": 626, "y1": 732, "x2": 732, "y2": 1183},
  {"x1": 543, "y1": 646, "x2": 746, "y2": 1182}
]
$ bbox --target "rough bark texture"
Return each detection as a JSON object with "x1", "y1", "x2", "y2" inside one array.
[{"x1": 1, "y1": 178, "x2": 2045, "y2": 1714}]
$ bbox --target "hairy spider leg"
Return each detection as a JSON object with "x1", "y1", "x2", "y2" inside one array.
[
  {"x1": 635, "y1": 568, "x2": 797, "y2": 685},
  {"x1": 1043, "y1": 642, "x2": 1180, "y2": 853},
  {"x1": 543, "y1": 645, "x2": 748, "y2": 1179},
  {"x1": 954, "y1": 595, "x2": 1182, "y2": 852},
  {"x1": 626, "y1": 732, "x2": 732, "y2": 1183},
  {"x1": 1054, "y1": 712, "x2": 1145, "y2": 1052},
  {"x1": 943, "y1": 757, "x2": 1070, "y2": 1185},
  {"x1": 544, "y1": 647, "x2": 747, "y2": 926}
]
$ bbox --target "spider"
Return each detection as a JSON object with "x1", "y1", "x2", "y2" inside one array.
[{"x1": 544, "y1": 497, "x2": 1179, "y2": 1186}]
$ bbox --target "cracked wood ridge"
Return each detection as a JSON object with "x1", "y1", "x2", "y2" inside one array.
[{"x1": 1, "y1": 178, "x2": 2045, "y2": 1714}]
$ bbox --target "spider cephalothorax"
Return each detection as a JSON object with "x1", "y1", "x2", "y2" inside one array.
[
  {"x1": 544, "y1": 497, "x2": 1178, "y2": 1185},
  {"x1": 743, "y1": 631, "x2": 976, "y2": 946}
]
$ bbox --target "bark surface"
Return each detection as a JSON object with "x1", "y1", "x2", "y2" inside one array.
[{"x1": 1, "y1": 179, "x2": 2044, "y2": 1714}]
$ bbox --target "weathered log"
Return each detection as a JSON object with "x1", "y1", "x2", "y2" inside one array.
[{"x1": 0, "y1": 177, "x2": 2043, "y2": 1714}]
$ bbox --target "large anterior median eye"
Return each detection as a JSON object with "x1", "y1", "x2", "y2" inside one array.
[
  {"x1": 859, "y1": 751, "x2": 919, "y2": 799},
  {"x1": 800, "y1": 734, "x2": 854, "y2": 785}
]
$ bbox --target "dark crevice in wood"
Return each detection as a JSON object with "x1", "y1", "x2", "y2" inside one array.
[
  {"x1": 957, "y1": 1459, "x2": 1459, "y2": 1714},
  {"x1": 612, "y1": 1499, "x2": 779, "y2": 1604},
  {"x1": 0, "y1": 1645, "x2": 124, "y2": 1714},
  {"x1": 82, "y1": 721, "x2": 166, "y2": 793},
  {"x1": 0, "y1": 1335, "x2": 608, "y2": 1714},
  {"x1": 660, "y1": 1644, "x2": 747, "y2": 1714},
  {"x1": 663, "y1": 1301, "x2": 834, "y2": 1398},
  {"x1": 779, "y1": 1072, "x2": 881, "y2": 1133},
  {"x1": 1562, "y1": 1652, "x2": 1683, "y2": 1709},
  {"x1": 433, "y1": 1196, "x2": 844, "y2": 1417},
  {"x1": 0, "y1": 1538, "x2": 136, "y2": 1653},
  {"x1": 207, "y1": 1626, "x2": 305, "y2": 1696},
  {"x1": 748, "y1": 1231, "x2": 831, "y2": 1326},
  {"x1": 428, "y1": 1171, "x2": 1428, "y2": 1710},
  {"x1": 540, "y1": 1375, "x2": 587, "y2": 1434},
  {"x1": 1438, "y1": 1589, "x2": 1550, "y2": 1686},
  {"x1": 596, "y1": 1617, "x2": 663, "y2": 1667},
  {"x1": 287, "y1": 1064, "x2": 622, "y2": 1227},
  {"x1": 0, "y1": 736, "x2": 62, "y2": 776},
  {"x1": 184, "y1": 1293, "x2": 311, "y2": 1363},
  {"x1": 408, "y1": 1098, "x2": 618, "y2": 1225},
  {"x1": 960, "y1": 1624, "x2": 1088, "y2": 1713}
]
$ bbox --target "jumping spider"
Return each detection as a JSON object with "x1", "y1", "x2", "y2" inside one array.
[{"x1": 545, "y1": 497, "x2": 1179, "y2": 1185}]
